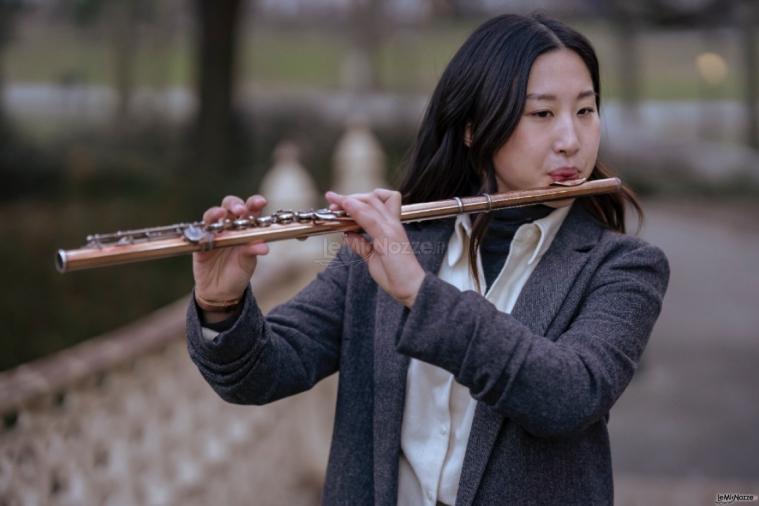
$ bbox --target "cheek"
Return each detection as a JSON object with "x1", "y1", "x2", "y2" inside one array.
[
  {"x1": 500, "y1": 136, "x2": 542, "y2": 168},
  {"x1": 586, "y1": 121, "x2": 602, "y2": 152},
  {"x1": 492, "y1": 126, "x2": 549, "y2": 185},
  {"x1": 589, "y1": 132, "x2": 601, "y2": 165},
  {"x1": 514, "y1": 126, "x2": 553, "y2": 163}
]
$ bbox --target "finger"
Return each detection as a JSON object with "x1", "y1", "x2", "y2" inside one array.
[
  {"x1": 364, "y1": 191, "x2": 395, "y2": 221},
  {"x1": 370, "y1": 189, "x2": 403, "y2": 220},
  {"x1": 370, "y1": 188, "x2": 395, "y2": 201},
  {"x1": 221, "y1": 195, "x2": 247, "y2": 217},
  {"x1": 327, "y1": 190, "x2": 375, "y2": 206},
  {"x1": 347, "y1": 191, "x2": 403, "y2": 233},
  {"x1": 245, "y1": 195, "x2": 267, "y2": 215},
  {"x1": 343, "y1": 189, "x2": 396, "y2": 203},
  {"x1": 340, "y1": 196, "x2": 385, "y2": 239},
  {"x1": 325, "y1": 191, "x2": 359, "y2": 214},
  {"x1": 243, "y1": 241, "x2": 269, "y2": 256},
  {"x1": 327, "y1": 192, "x2": 390, "y2": 242},
  {"x1": 325, "y1": 191, "x2": 346, "y2": 210},
  {"x1": 372, "y1": 188, "x2": 402, "y2": 210},
  {"x1": 344, "y1": 191, "x2": 379, "y2": 207},
  {"x1": 343, "y1": 232, "x2": 373, "y2": 261},
  {"x1": 203, "y1": 206, "x2": 227, "y2": 224},
  {"x1": 328, "y1": 191, "x2": 388, "y2": 221},
  {"x1": 346, "y1": 190, "x2": 398, "y2": 221}
]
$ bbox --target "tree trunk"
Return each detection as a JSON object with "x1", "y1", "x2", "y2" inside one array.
[
  {"x1": 738, "y1": 0, "x2": 758, "y2": 149},
  {"x1": 613, "y1": 14, "x2": 641, "y2": 121},
  {"x1": 194, "y1": 0, "x2": 242, "y2": 175},
  {"x1": 0, "y1": 37, "x2": 5, "y2": 124},
  {"x1": 348, "y1": 0, "x2": 382, "y2": 92},
  {"x1": 111, "y1": 0, "x2": 139, "y2": 128},
  {"x1": 0, "y1": 4, "x2": 13, "y2": 124}
]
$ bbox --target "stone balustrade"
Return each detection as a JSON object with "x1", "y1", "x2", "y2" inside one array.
[
  {"x1": 0, "y1": 126, "x2": 386, "y2": 505},
  {"x1": 0, "y1": 256, "x2": 337, "y2": 506}
]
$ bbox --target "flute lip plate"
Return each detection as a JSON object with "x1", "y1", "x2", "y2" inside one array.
[{"x1": 550, "y1": 177, "x2": 587, "y2": 187}]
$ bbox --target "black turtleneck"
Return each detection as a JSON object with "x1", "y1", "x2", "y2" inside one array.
[{"x1": 479, "y1": 205, "x2": 554, "y2": 291}]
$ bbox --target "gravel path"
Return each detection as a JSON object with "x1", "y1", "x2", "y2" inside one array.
[{"x1": 611, "y1": 198, "x2": 759, "y2": 503}]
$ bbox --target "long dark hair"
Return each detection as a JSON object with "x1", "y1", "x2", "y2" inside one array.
[{"x1": 398, "y1": 13, "x2": 642, "y2": 289}]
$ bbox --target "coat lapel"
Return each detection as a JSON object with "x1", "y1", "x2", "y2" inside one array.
[
  {"x1": 373, "y1": 219, "x2": 456, "y2": 506},
  {"x1": 455, "y1": 204, "x2": 603, "y2": 506}
]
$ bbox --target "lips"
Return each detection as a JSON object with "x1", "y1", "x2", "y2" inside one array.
[{"x1": 548, "y1": 167, "x2": 580, "y2": 181}]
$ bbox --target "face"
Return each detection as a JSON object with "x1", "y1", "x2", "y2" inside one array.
[{"x1": 490, "y1": 48, "x2": 600, "y2": 194}]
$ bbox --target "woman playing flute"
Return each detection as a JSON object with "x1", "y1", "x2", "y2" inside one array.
[{"x1": 186, "y1": 13, "x2": 669, "y2": 505}]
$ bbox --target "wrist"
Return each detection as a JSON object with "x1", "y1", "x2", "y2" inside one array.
[
  {"x1": 194, "y1": 291, "x2": 243, "y2": 314},
  {"x1": 202, "y1": 307, "x2": 241, "y2": 324},
  {"x1": 398, "y1": 268, "x2": 426, "y2": 309}
]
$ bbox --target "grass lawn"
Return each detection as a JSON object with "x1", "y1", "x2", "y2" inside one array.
[
  {"x1": 0, "y1": 192, "x2": 196, "y2": 372},
  {"x1": 5, "y1": 18, "x2": 753, "y2": 100}
]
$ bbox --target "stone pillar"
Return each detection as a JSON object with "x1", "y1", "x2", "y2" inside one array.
[
  {"x1": 257, "y1": 141, "x2": 323, "y2": 269},
  {"x1": 333, "y1": 117, "x2": 387, "y2": 195},
  {"x1": 259, "y1": 141, "x2": 319, "y2": 212}
]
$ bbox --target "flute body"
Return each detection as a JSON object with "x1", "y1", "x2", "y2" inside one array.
[{"x1": 56, "y1": 178, "x2": 621, "y2": 273}]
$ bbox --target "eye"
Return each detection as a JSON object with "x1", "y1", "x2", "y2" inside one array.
[
  {"x1": 578, "y1": 107, "x2": 596, "y2": 116},
  {"x1": 529, "y1": 110, "x2": 553, "y2": 118}
]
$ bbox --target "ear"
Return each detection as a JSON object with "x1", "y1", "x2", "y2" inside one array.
[{"x1": 464, "y1": 123, "x2": 473, "y2": 147}]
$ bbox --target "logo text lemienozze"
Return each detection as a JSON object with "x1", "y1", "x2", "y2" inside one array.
[
  {"x1": 318, "y1": 238, "x2": 448, "y2": 265},
  {"x1": 715, "y1": 493, "x2": 758, "y2": 504}
]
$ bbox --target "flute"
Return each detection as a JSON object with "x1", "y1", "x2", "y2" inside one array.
[{"x1": 55, "y1": 177, "x2": 621, "y2": 273}]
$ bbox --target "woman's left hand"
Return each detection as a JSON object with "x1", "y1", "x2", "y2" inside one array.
[{"x1": 325, "y1": 189, "x2": 425, "y2": 308}]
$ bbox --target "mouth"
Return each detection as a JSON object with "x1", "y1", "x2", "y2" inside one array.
[{"x1": 548, "y1": 167, "x2": 580, "y2": 181}]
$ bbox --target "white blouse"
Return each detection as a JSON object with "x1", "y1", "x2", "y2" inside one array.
[{"x1": 398, "y1": 204, "x2": 571, "y2": 506}]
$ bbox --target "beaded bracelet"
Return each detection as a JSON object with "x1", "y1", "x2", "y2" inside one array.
[{"x1": 194, "y1": 293, "x2": 242, "y2": 313}]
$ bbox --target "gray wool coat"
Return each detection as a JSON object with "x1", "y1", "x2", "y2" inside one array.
[{"x1": 186, "y1": 202, "x2": 670, "y2": 506}]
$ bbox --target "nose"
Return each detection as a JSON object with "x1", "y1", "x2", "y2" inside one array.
[{"x1": 553, "y1": 116, "x2": 580, "y2": 156}]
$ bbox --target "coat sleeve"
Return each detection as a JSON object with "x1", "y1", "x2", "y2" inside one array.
[
  {"x1": 396, "y1": 239, "x2": 670, "y2": 438},
  {"x1": 186, "y1": 246, "x2": 353, "y2": 405}
]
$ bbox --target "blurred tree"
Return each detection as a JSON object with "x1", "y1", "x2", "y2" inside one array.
[
  {"x1": 0, "y1": 0, "x2": 22, "y2": 124},
  {"x1": 429, "y1": 0, "x2": 465, "y2": 18},
  {"x1": 598, "y1": 0, "x2": 759, "y2": 149},
  {"x1": 346, "y1": 0, "x2": 383, "y2": 92},
  {"x1": 737, "y1": 0, "x2": 758, "y2": 149},
  {"x1": 193, "y1": 0, "x2": 243, "y2": 177},
  {"x1": 60, "y1": 0, "x2": 153, "y2": 128},
  {"x1": 601, "y1": 0, "x2": 643, "y2": 119},
  {"x1": 598, "y1": 0, "x2": 725, "y2": 115},
  {"x1": 641, "y1": 0, "x2": 759, "y2": 150},
  {"x1": 108, "y1": 0, "x2": 141, "y2": 127},
  {"x1": 598, "y1": 0, "x2": 724, "y2": 26}
]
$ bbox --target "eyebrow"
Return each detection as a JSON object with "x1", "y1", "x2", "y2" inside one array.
[{"x1": 526, "y1": 90, "x2": 597, "y2": 101}]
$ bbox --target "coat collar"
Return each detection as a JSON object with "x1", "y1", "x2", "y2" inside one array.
[
  {"x1": 372, "y1": 216, "x2": 455, "y2": 505},
  {"x1": 372, "y1": 202, "x2": 604, "y2": 506},
  {"x1": 456, "y1": 202, "x2": 603, "y2": 506},
  {"x1": 446, "y1": 204, "x2": 572, "y2": 269}
]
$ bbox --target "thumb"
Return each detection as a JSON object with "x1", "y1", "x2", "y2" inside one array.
[
  {"x1": 236, "y1": 241, "x2": 268, "y2": 272},
  {"x1": 343, "y1": 232, "x2": 373, "y2": 262}
]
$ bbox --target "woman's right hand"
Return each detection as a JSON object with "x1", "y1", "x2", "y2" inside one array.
[{"x1": 192, "y1": 194, "x2": 269, "y2": 309}]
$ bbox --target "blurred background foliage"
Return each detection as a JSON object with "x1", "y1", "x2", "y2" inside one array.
[{"x1": 1, "y1": 0, "x2": 757, "y2": 370}]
